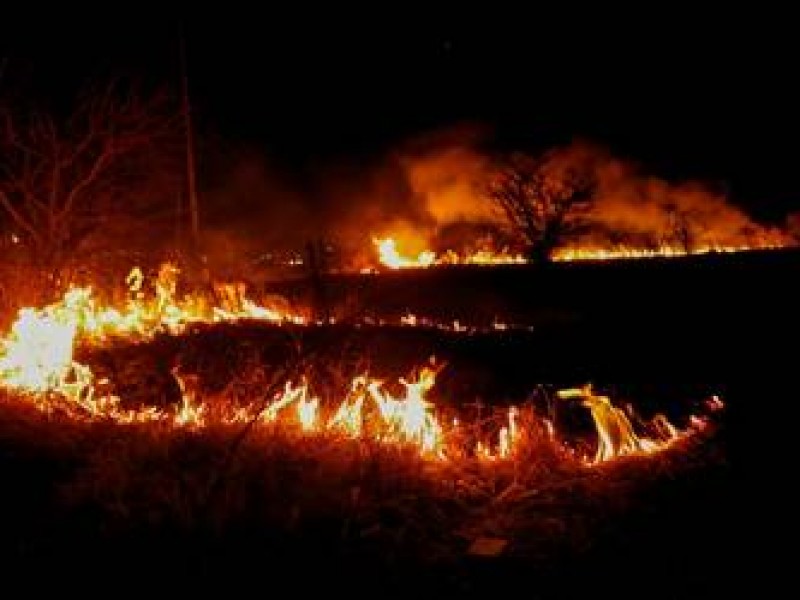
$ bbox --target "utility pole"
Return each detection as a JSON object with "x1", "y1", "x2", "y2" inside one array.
[{"x1": 179, "y1": 25, "x2": 200, "y2": 259}]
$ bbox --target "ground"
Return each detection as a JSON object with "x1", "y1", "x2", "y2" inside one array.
[{"x1": 0, "y1": 251, "x2": 780, "y2": 596}]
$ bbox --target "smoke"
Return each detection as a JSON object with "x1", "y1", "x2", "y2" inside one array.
[
  {"x1": 397, "y1": 126, "x2": 497, "y2": 226},
  {"x1": 195, "y1": 128, "x2": 792, "y2": 274},
  {"x1": 346, "y1": 132, "x2": 791, "y2": 255},
  {"x1": 541, "y1": 142, "x2": 790, "y2": 249},
  {"x1": 200, "y1": 151, "x2": 314, "y2": 276},
  {"x1": 319, "y1": 126, "x2": 507, "y2": 266}
]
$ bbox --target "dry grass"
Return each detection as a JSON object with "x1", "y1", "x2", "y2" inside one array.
[
  {"x1": 0, "y1": 322, "x2": 728, "y2": 595},
  {"x1": 0, "y1": 392, "x2": 722, "y2": 569}
]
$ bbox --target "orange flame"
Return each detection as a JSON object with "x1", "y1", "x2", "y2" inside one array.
[
  {"x1": 557, "y1": 384, "x2": 686, "y2": 463},
  {"x1": 0, "y1": 265, "x2": 718, "y2": 465},
  {"x1": 374, "y1": 236, "x2": 525, "y2": 270},
  {"x1": 372, "y1": 234, "x2": 788, "y2": 270},
  {"x1": 374, "y1": 237, "x2": 436, "y2": 269}
]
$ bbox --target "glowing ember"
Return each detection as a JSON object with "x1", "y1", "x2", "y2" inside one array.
[
  {"x1": 552, "y1": 241, "x2": 786, "y2": 262},
  {"x1": 368, "y1": 366, "x2": 443, "y2": 454}
]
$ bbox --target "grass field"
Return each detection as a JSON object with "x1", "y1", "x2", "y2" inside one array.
[{"x1": 0, "y1": 251, "x2": 775, "y2": 596}]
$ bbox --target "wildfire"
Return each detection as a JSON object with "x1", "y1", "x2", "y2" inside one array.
[
  {"x1": 557, "y1": 385, "x2": 688, "y2": 463},
  {"x1": 0, "y1": 263, "x2": 719, "y2": 465},
  {"x1": 552, "y1": 241, "x2": 786, "y2": 262},
  {"x1": 372, "y1": 234, "x2": 788, "y2": 270},
  {"x1": 373, "y1": 237, "x2": 525, "y2": 270},
  {"x1": 374, "y1": 237, "x2": 436, "y2": 269}
]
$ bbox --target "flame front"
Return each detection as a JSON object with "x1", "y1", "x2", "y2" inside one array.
[
  {"x1": 558, "y1": 384, "x2": 683, "y2": 463},
  {"x1": 372, "y1": 233, "x2": 787, "y2": 270},
  {"x1": 374, "y1": 237, "x2": 437, "y2": 269},
  {"x1": 0, "y1": 264, "x2": 716, "y2": 465},
  {"x1": 374, "y1": 236, "x2": 525, "y2": 270},
  {"x1": 552, "y1": 241, "x2": 786, "y2": 262}
]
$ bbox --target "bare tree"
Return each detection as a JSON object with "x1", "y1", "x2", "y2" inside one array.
[
  {"x1": 0, "y1": 79, "x2": 181, "y2": 289},
  {"x1": 487, "y1": 152, "x2": 595, "y2": 262},
  {"x1": 662, "y1": 203, "x2": 698, "y2": 253}
]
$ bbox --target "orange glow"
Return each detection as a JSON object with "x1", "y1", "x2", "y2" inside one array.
[
  {"x1": 552, "y1": 241, "x2": 786, "y2": 262},
  {"x1": 372, "y1": 233, "x2": 787, "y2": 270},
  {"x1": 374, "y1": 237, "x2": 436, "y2": 269},
  {"x1": 0, "y1": 265, "x2": 718, "y2": 465},
  {"x1": 374, "y1": 236, "x2": 525, "y2": 269},
  {"x1": 557, "y1": 384, "x2": 689, "y2": 463}
]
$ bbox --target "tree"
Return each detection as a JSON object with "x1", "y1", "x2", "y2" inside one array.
[
  {"x1": 0, "y1": 79, "x2": 181, "y2": 290},
  {"x1": 662, "y1": 202, "x2": 698, "y2": 253},
  {"x1": 486, "y1": 152, "x2": 595, "y2": 262}
]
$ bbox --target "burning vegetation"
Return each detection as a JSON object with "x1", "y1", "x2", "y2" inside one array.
[
  {"x1": 359, "y1": 139, "x2": 790, "y2": 271},
  {"x1": 0, "y1": 80, "x2": 740, "y2": 592},
  {"x1": 0, "y1": 51, "x2": 749, "y2": 595},
  {"x1": 0, "y1": 263, "x2": 720, "y2": 467}
]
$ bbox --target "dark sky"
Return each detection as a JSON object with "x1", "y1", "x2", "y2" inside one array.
[{"x1": 2, "y1": 9, "x2": 799, "y2": 221}]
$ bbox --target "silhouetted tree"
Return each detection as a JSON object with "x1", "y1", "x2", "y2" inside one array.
[
  {"x1": 487, "y1": 152, "x2": 595, "y2": 262},
  {"x1": 0, "y1": 78, "x2": 180, "y2": 289},
  {"x1": 662, "y1": 203, "x2": 697, "y2": 253}
]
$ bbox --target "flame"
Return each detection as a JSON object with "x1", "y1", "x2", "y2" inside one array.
[
  {"x1": 368, "y1": 366, "x2": 443, "y2": 454},
  {"x1": 374, "y1": 236, "x2": 525, "y2": 270},
  {"x1": 0, "y1": 307, "x2": 78, "y2": 392},
  {"x1": 297, "y1": 394, "x2": 319, "y2": 432},
  {"x1": 557, "y1": 384, "x2": 686, "y2": 463},
  {"x1": 0, "y1": 263, "x2": 306, "y2": 408},
  {"x1": 0, "y1": 264, "x2": 718, "y2": 465},
  {"x1": 372, "y1": 233, "x2": 788, "y2": 270},
  {"x1": 374, "y1": 237, "x2": 436, "y2": 269},
  {"x1": 552, "y1": 241, "x2": 786, "y2": 262},
  {"x1": 172, "y1": 368, "x2": 205, "y2": 427},
  {"x1": 498, "y1": 407, "x2": 519, "y2": 458}
]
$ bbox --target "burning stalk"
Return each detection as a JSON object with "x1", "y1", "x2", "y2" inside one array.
[
  {"x1": 370, "y1": 234, "x2": 788, "y2": 271},
  {"x1": 557, "y1": 384, "x2": 685, "y2": 463}
]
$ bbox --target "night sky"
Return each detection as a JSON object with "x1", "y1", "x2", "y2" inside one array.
[{"x1": 2, "y1": 9, "x2": 798, "y2": 222}]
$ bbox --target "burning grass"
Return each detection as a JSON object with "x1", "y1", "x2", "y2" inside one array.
[
  {"x1": 370, "y1": 233, "x2": 787, "y2": 271},
  {"x1": 0, "y1": 264, "x2": 729, "y2": 593},
  {"x1": 0, "y1": 385, "x2": 724, "y2": 593},
  {"x1": 0, "y1": 265, "x2": 717, "y2": 465}
]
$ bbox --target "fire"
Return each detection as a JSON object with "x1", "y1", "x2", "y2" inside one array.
[
  {"x1": 172, "y1": 367, "x2": 205, "y2": 427},
  {"x1": 372, "y1": 234, "x2": 788, "y2": 270},
  {"x1": 368, "y1": 366, "x2": 443, "y2": 454},
  {"x1": 374, "y1": 237, "x2": 436, "y2": 269},
  {"x1": 557, "y1": 384, "x2": 685, "y2": 463},
  {"x1": 0, "y1": 263, "x2": 305, "y2": 406},
  {"x1": 0, "y1": 264, "x2": 719, "y2": 465},
  {"x1": 498, "y1": 406, "x2": 519, "y2": 459},
  {"x1": 440, "y1": 249, "x2": 527, "y2": 266},
  {"x1": 373, "y1": 236, "x2": 526, "y2": 270},
  {"x1": 0, "y1": 306, "x2": 78, "y2": 392},
  {"x1": 552, "y1": 241, "x2": 786, "y2": 262}
]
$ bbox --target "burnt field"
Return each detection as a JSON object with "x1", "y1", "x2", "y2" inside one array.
[{"x1": 0, "y1": 251, "x2": 787, "y2": 596}]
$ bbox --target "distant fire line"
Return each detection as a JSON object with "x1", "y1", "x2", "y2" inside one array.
[{"x1": 371, "y1": 236, "x2": 788, "y2": 270}]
